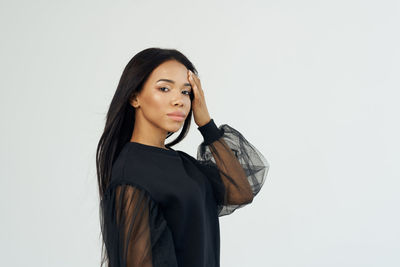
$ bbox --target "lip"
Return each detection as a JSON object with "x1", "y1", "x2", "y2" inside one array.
[
  {"x1": 167, "y1": 111, "x2": 185, "y2": 117},
  {"x1": 167, "y1": 111, "x2": 186, "y2": 122},
  {"x1": 167, "y1": 115, "x2": 185, "y2": 121}
]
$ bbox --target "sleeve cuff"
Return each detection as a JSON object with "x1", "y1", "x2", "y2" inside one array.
[{"x1": 197, "y1": 118, "x2": 224, "y2": 145}]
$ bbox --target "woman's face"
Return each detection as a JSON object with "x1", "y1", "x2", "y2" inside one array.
[{"x1": 131, "y1": 60, "x2": 192, "y2": 134}]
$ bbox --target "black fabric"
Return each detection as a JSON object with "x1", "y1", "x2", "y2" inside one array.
[
  {"x1": 100, "y1": 118, "x2": 270, "y2": 266},
  {"x1": 196, "y1": 119, "x2": 270, "y2": 217}
]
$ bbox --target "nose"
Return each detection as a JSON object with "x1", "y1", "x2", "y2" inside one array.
[{"x1": 172, "y1": 91, "x2": 185, "y2": 106}]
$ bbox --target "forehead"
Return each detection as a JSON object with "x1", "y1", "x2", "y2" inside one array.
[{"x1": 149, "y1": 60, "x2": 188, "y2": 80}]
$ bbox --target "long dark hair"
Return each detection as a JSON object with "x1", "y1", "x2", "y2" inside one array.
[{"x1": 96, "y1": 47, "x2": 197, "y2": 266}]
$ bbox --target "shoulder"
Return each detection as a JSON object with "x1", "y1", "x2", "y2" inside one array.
[
  {"x1": 175, "y1": 150, "x2": 214, "y2": 175},
  {"x1": 176, "y1": 150, "x2": 200, "y2": 166},
  {"x1": 175, "y1": 149, "x2": 193, "y2": 159},
  {"x1": 106, "y1": 178, "x2": 159, "y2": 204}
]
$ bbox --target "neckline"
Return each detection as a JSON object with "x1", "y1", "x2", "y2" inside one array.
[{"x1": 127, "y1": 141, "x2": 179, "y2": 156}]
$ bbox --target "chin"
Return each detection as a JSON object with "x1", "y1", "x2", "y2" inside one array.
[
  {"x1": 167, "y1": 126, "x2": 182, "y2": 133},
  {"x1": 165, "y1": 123, "x2": 184, "y2": 133}
]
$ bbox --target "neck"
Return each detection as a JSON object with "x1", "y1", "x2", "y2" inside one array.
[{"x1": 130, "y1": 117, "x2": 168, "y2": 150}]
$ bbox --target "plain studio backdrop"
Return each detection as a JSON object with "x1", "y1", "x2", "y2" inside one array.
[{"x1": 1, "y1": 0, "x2": 399, "y2": 266}]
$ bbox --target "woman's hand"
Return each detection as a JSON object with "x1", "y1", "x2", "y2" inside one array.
[{"x1": 188, "y1": 70, "x2": 212, "y2": 127}]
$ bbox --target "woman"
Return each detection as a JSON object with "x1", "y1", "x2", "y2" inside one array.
[{"x1": 96, "y1": 47, "x2": 270, "y2": 267}]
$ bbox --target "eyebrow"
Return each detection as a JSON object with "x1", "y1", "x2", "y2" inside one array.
[{"x1": 156, "y1": 79, "x2": 191, "y2": 88}]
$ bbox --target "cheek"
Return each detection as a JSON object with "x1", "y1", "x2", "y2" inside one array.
[
  {"x1": 185, "y1": 98, "x2": 192, "y2": 111},
  {"x1": 142, "y1": 92, "x2": 191, "y2": 116},
  {"x1": 147, "y1": 94, "x2": 167, "y2": 109},
  {"x1": 140, "y1": 93, "x2": 168, "y2": 118},
  {"x1": 146, "y1": 89, "x2": 167, "y2": 105}
]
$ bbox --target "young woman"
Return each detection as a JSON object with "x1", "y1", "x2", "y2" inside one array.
[{"x1": 96, "y1": 47, "x2": 270, "y2": 267}]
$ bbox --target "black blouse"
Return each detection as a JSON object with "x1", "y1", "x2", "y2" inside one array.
[{"x1": 101, "y1": 119, "x2": 270, "y2": 267}]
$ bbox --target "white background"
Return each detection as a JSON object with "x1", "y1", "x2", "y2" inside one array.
[{"x1": 1, "y1": 0, "x2": 399, "y2": 266}]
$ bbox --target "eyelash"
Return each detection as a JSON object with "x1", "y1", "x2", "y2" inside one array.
[{"x1": 159, "y1": 87, "x2": 192, "y2": 95}]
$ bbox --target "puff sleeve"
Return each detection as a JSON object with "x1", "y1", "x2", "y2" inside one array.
[
  {"x1": 196, "y1": 119, "x2": 270, "y2": 217},
  {"x1": 100, "y1": 181, "x2": 178, "y2": 267}
]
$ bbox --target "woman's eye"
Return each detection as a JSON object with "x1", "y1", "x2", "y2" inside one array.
[{"x1": 159, "y1": 87, "x2": 191, "y2": 96}]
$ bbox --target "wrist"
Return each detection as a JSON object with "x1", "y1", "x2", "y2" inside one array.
[{"x1": 197, "y1": 118, "x2": 224, "y2": 145}]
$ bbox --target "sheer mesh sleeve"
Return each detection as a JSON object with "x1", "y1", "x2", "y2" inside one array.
[
  {"x1": 100, "y1": 181, "x2": 178, "y2": 267},
  {"x1": 196, "y1": 119, "x2": 270, "y2": 217}
]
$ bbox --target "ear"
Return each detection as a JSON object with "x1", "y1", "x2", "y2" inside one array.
[{"x1": 129, "y1": 93, "x2": 140, "y2": 108}]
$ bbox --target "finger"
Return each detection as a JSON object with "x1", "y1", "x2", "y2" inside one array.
[
  {"x1": 189, "y1": 71, "x2": 202, "y2": 94},
  {"x1": 188, "y1": 73, "x2": 199, "y2": 97},
  {"x1": 191, "y1": 72, "x2": 202, "y2": 90}
]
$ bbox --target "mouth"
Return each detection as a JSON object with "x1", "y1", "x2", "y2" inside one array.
[{"x1": 167, "y1": 114, "x2": 186, "y2": 122}]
